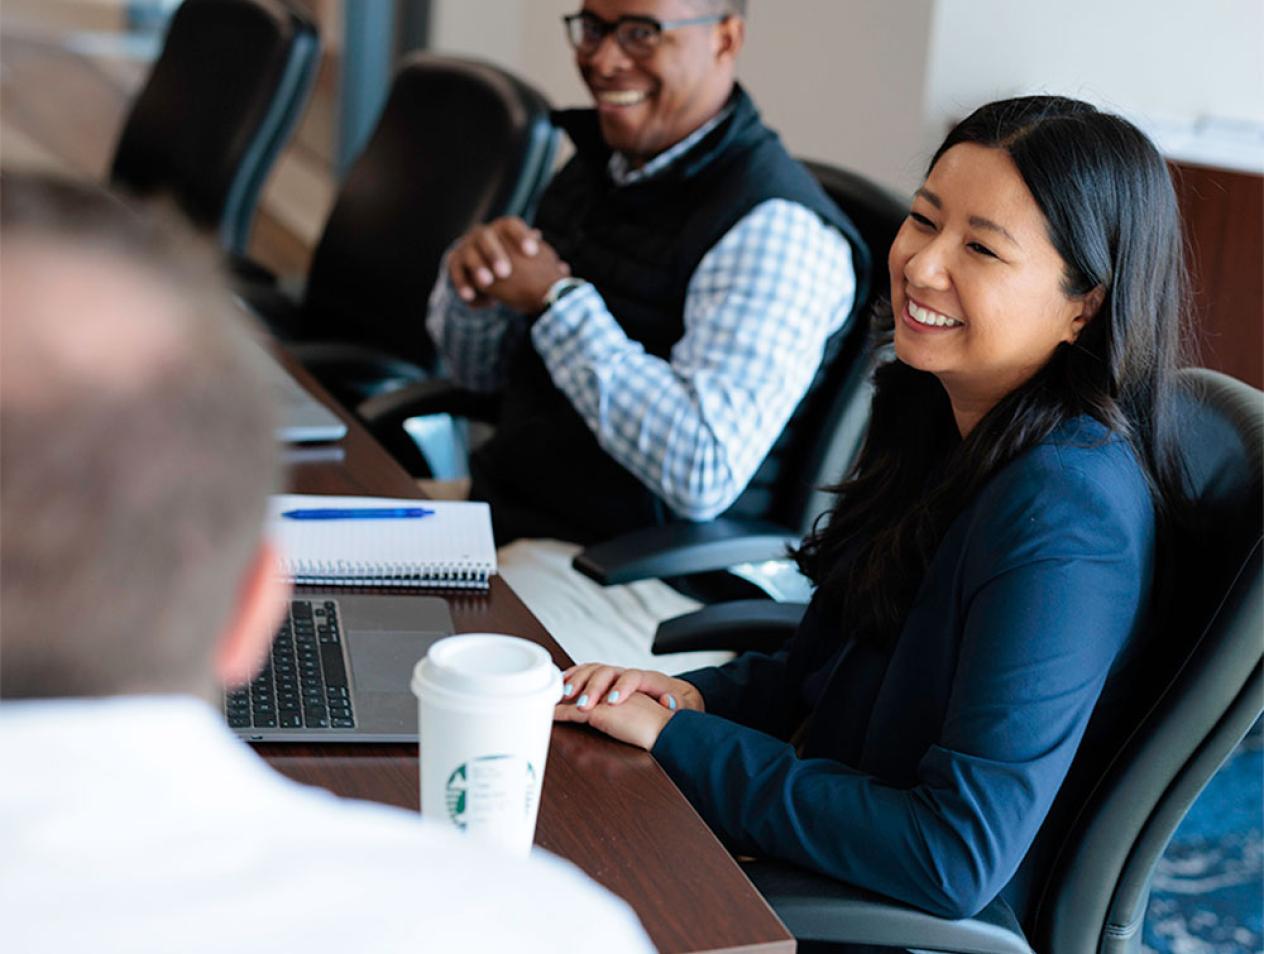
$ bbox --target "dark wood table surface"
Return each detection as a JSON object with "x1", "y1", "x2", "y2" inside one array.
[{"x1": 257, "y1": 355, "x2": 794, "y2": 954}]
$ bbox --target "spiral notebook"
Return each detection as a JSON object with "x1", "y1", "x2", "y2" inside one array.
[{"x1": 270, "y1": 494, "x2": 496, "y2": 590}]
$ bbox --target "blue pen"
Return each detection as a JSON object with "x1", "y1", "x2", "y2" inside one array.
[{"x1": 281, "y1": 507, "x2": 435, "y2": 520}]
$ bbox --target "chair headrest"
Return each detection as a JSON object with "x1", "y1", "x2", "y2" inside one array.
[
  {"x1": 1172, "y1": 368, "x2": 1264, "y2": 557},
  {"x1": 798, "y1": 160, "x2": 908, "y2": 291}
]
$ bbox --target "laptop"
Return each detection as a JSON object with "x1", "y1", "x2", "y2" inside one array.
[
  {"x1": 225, "y1": 593, "x2": 453, "y2": 743},
  {"x1": 255, "y1": 343, "x2": 348, "y2": 444}
]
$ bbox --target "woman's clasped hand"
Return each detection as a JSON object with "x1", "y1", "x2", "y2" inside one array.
[{"x1": 554, "y1": 665, "x2": 704, "y2": 750}]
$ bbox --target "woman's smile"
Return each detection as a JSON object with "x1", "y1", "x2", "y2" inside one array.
[{"x1": 902, "y1": 296, "x2": 965, "y2": 331}]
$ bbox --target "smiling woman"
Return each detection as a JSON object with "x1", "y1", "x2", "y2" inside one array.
[
  {"x1": 890, "y1": 143, "x2": 1105, "y2": 436},
  {"x1": 805, "y1": 96, "x2": 1191, "y2": 649},
  {"x1": 557, "y1": 95, "x2": 1195, "y2": 925}
]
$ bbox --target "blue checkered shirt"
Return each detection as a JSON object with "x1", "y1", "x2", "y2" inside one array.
[{"x1": 426, "y1": 158, "x2": 855, "y2": 522}]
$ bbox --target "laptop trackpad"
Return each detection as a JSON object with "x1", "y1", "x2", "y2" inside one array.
[{"x1": 348, "y1": 632, "x2": 435, "y2": 692}]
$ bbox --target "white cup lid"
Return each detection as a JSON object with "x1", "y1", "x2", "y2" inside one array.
[{"x1": 412, "y1": 634, "x2": 559, "y2": 700}]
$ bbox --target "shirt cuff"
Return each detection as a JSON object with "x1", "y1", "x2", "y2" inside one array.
[
  {"x1": 672, "y1": 667, "x2": 726, "y2": 714},
  {"x1": 530, "y1": 283, "x2": 627, "y2": 368},
  {"x1": 651, "y1": 707, "x2": 707, "y2": 762},
  {"x1": 651, "y1": 709, "x2": 732, "y2": 790}
]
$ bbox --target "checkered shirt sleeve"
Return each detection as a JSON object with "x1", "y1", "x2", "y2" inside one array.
[
  {"x1": 532, "y1": 198, "x2": 855, "y2": 521},
  {"x1": 425, "y1": 260, "x2": 527, "y2": 394}
]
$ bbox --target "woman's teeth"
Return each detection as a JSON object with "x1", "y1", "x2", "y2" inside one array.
[{"x1": 908, "y1": 302, "x2": 963, "y2": 328}]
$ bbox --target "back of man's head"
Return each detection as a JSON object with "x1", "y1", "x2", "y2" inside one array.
[
  {"x1": 0, "y1": 174, "x2": 279, "y2": 701},
  {"x1": 703, "y1": 0, "x2": 746, "y2": 14}
]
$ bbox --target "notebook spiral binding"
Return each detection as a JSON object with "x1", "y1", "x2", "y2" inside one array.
[{"x1": 284, "y1": 559, "x2": 492, "y2": 590}]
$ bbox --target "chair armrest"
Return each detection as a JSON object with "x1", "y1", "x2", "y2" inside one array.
[
  {"x1": 356, "y1": 377, "x2": 502, "y2": 428},
  {"x1": 234, "y1": 282, "x2": 306, "y2": 340},
  {"x1": 290, "y1": 341, "x2": 429, "y2": 399},
  {"x1": 743, "y1": 860, "x2": 1035, "y2": 954},
  {"x1": 226, "y1": 253, "x2": 278, "y2": 287},
  {"x1": 572, "y1": 519, "x2": 797, "y2": 586},
  {"x1": 352, "y1": 378, "x2": 501, "y2": 478},
  {"x1": 652, "y1": 600, "x2": 806, "y2": 655}
]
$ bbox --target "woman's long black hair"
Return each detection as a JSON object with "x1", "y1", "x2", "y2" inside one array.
[{"x1": 793, "y1": 95, "x2": 1190, "y2": 646}]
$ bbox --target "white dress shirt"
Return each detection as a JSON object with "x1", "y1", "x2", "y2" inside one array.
[{"x1": 0, "y1": 695, "x2": 653, "y2": 954}]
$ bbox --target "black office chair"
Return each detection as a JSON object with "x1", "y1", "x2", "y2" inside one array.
[
  {"x1": 248, "y1": 52, "x2": 559, "y2": 410},
  {"x1": 567, "y1": 161, "x2": 909, "y2": 608},
  {"x1": 359, "y1": 160, "x2": 907, "y2": 588},
  {"x1": 109, "y1": 0, "x2": 320, "y2": 255},
  {"x1": 658, "y1": 367, "x2": 1264, "y2": 954}
]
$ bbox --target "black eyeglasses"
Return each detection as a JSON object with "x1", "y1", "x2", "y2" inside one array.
[{"x1": 562, "y1": 11, "x2": 727, "y2": 59}]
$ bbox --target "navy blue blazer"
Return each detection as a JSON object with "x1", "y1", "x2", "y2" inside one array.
[{"x1": 652, "y1": 418, "x2": 1155, "y2": 919}]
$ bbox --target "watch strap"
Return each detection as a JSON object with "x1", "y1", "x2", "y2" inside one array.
[{"x1": 543, "y1": 276, "x2": 587, "y2": 309}]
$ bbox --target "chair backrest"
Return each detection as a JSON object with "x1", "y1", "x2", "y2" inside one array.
[
  {"x1": 109, "y1": 0, "x2": 320, "y2": 254},
  {"x1": 725, "y1": 160, "x2": 908, "y2": 533},
  {"x1": 1023, "y1": 368, "x2": 1264, "y2": 953},
  {"x1": 299, "y1": 53, "x2": 559, "y2": 373}
]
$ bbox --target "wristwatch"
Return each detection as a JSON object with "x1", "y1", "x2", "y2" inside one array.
[{"x1": 542, "y1": 276, "x2": 587, "y2": 310}]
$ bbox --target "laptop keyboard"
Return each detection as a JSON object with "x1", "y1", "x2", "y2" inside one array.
[{"x1": 225, "y1": 599, "x2": 355, "y2": 730}]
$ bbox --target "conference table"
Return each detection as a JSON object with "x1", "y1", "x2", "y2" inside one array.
[{"x1": 257, "y1": 356, "x2": 794, "y2": 954}]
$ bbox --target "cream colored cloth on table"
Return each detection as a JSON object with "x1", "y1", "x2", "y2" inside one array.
[
  {"x1": 418, "y1": 477, "x2": 735, "y2": 672},
  {"x1": 418, "y1": 477, "x2": 471, "y2": 500},
  {"x1": 497, "y1": 538, "x2": 736, "y2": 674}
]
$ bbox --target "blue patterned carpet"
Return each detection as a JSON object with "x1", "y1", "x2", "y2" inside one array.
[{"x1": 1144, "y1": 717, "x2": 1263, "y2": 954}]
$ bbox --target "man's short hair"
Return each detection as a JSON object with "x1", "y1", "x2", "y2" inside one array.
[
  {"x1": 0, "y1": 174, "x2": 280, "y2": 699},
  {"x1": 695, "y1": 0, "x2": 746, "y2": 16}
]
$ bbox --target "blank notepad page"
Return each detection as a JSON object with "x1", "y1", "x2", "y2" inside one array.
[{"x1": 269, "y1": 494, "x2": 497, "y2": 589}]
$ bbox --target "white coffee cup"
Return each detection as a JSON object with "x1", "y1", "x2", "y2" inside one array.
[{"x1": 411, "y1": 633, "x2": 562, "y2": 857}]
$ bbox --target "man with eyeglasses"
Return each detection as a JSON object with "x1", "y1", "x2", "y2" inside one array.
[{"x1": 427, "y1": 1, "x2": 863, "y2": 594}]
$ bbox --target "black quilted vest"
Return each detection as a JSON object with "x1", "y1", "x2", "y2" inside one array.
[{"x1": 470, "y1": 86, "x2": 864, "y2": 545}]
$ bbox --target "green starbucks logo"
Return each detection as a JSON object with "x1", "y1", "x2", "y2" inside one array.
[{"x1": 446, "y1": 755, "x2": 538, "y2": 831}]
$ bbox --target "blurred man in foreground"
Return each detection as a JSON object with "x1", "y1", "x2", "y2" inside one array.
[{"x1": 0, "y1": 174, "x2": 651, "y2": 954}]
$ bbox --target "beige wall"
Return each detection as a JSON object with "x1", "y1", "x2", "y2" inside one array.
[
  {"x1": 429, "y1": 0, "x2": 935, "y2": 191},
  {"x1": 429, "y1": 0, "x2": 1264, "y2": 192},
  {"x1": 739, "y1": 0, "x2": 935, "y2": 194},
  {"x1": 923, "y1": 0, "x2": 1264, "y2": 168}
]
